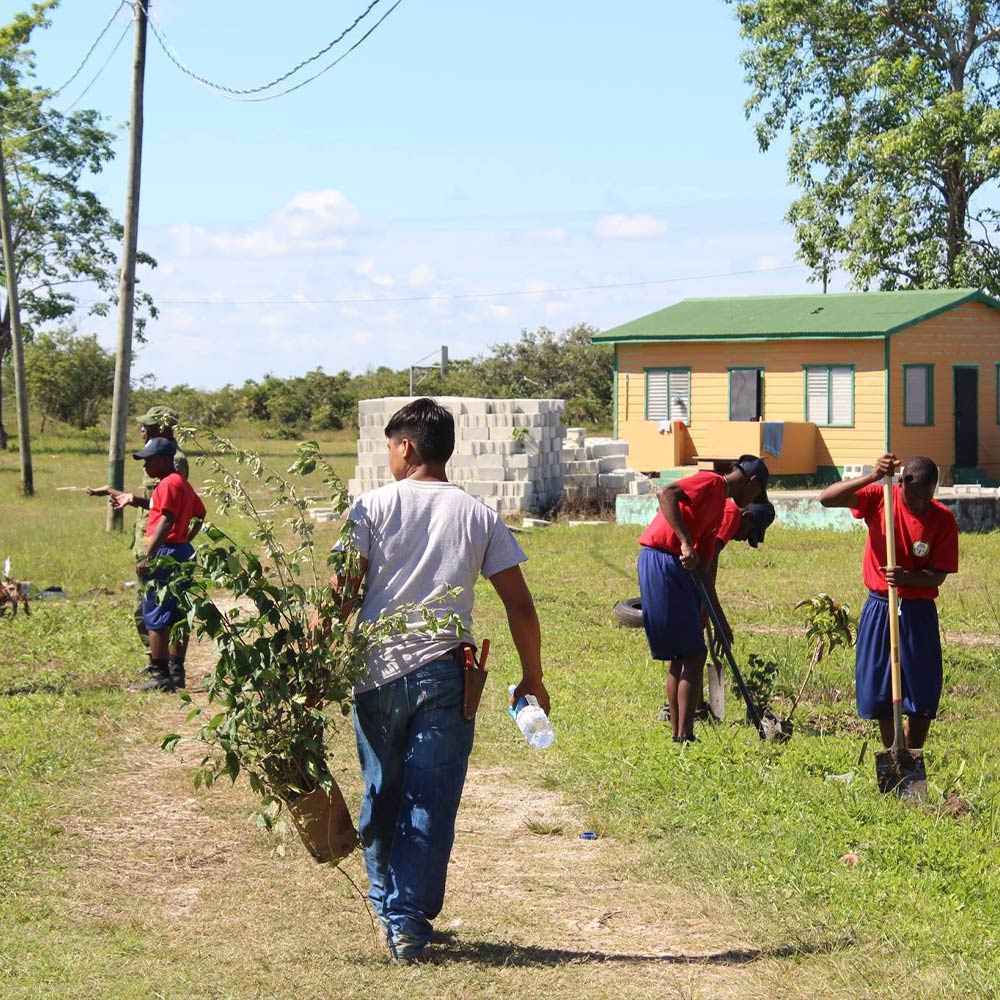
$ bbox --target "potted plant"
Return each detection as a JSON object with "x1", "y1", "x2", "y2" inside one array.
[{"x1": 161, "y1": 433, "x2": 456, "y2": 864}]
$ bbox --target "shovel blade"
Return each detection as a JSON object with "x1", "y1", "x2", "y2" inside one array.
[
  {"x1": 875, "y1": 746, "x2": 926, "y2": 801},
  {"x1": 707, "y1": 657, "x2": 726, "y2": 722}
]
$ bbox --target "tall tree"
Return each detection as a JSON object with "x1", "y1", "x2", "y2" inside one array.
[
  {"x1": 730, "y1": 0, "x2": 1000, "y2": 292},
  {"x1": 0, "y1": 2, "x2": 156, "y2": 448}
]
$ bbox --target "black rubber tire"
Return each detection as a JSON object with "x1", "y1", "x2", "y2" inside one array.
[{"x1": 613, "y1": 597, "x2": 644, "y2": 628}]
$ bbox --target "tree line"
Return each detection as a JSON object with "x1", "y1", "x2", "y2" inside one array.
[{"x1": 1, "y1": 322, "x2": 615, "y2": 439}]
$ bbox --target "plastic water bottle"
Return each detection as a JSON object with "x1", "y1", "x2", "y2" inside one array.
[{"x1": 508, "y1": 684, "x2": 555, "y2": 749}]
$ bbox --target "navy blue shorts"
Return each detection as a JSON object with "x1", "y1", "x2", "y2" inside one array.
[
  {"x1": 637, "y1": 546, "x2": 705, "y2": 661},
  {"x1": 855, "y1": 591, "x2": 942, "y2": 719},
  {"x1": 141, "y1": 542, "x2": 195, "y2": 632}
]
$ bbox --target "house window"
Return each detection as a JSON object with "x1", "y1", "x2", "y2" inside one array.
[
  {"x1": 805, "y1": 365, "x2": 853, "y2": 426},
  {"x1": 646, "y1": 368, "x2": 691, "y2": 425},
  {"x1": 729, "y1": 368, "x2": 763, "y2": 421},
  {"x1": 903, "y1": 364, "x2": 934, "y2": 426}
]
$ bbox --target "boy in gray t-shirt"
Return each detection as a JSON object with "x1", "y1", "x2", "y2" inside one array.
[{"x1": 339, "y1": 398, "x2": 549, "y2": 964}]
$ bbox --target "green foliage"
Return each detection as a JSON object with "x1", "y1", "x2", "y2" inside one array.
[
  {"x1": 731, "y1": 0, "x2": 1000, "y2": 292},
  {"x1": 795, "y1": 592, "x2": 857, "y2": 664},
  {"x1": 510, "y1": 424, "x2": 530, "y2": 449},
  {"x1": 163, "y1": 432, "x2": 459, "y2": 810},
  {"x1": 24, "y1": 328, "x2": 113, "y2": 430},
  {"x1": 741, "y1": 650, "x2": 780, "y2": 717}
]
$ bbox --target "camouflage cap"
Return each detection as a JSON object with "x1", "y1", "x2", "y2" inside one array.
[{"x1": 136, "y1": 404, "x2": 180, "y2": 428}]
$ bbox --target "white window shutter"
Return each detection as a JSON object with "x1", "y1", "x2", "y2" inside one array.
[
  {"x1": 647, "y1": 371, "x2": 668, "y2": 419},
  {"x1": 806, "y1": 368, "x2": 828, "y2": 423},
  {"x1": 830, "y1": 367, "x2": 852, "y2": 425}
]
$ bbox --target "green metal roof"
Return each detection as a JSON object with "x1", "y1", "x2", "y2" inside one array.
[{"x1": 592, "y1": 288, "x2": 1000, "y2": 343}]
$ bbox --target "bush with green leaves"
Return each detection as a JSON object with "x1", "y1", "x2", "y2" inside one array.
[{"x1": 161, "y1": 433, "x2": 459, "y2": 819}]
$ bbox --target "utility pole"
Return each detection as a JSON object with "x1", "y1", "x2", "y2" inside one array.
[
  {"x1": 0, "y1": 134, "x2": 33, "y2": 496},
  {"x1": 106, "y1": 0, "x2": 148, "y2": 532}
]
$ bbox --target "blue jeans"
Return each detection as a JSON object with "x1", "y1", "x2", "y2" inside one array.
[{"x1": 353, "y1": 657, "x2": 475, "y2": 958}]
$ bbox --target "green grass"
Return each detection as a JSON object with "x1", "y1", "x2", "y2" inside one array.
[
  {"x1": 469, "y1": 522, "x2": 1000, "y2": 995},
  {"x1": 2, "y1": 426, "x2": 1000, "y2": 997}
]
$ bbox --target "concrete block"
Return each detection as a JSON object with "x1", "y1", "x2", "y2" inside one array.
[
  {"x1": 466, "y1": 481, "x2": 502, "y2": 497},
  {"x1": 599, "y1": 456, "x2": 627, "y2": 473}
]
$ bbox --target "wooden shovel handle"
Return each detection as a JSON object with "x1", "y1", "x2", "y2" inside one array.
[{"x1": 883, "y1": 476, "x2": 905, "y2": 749}]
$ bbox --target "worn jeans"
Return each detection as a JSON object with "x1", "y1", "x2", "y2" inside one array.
[{"x1": 353, "y1": 656, "x2": 475, "y2": 958}]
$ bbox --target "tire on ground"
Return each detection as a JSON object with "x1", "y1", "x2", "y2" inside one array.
[{"x1": 613, "y1": 597, "x2": 644, "y2": 628}]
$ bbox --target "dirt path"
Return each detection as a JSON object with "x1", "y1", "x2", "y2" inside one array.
[{"x1": 53, "y1": 628, "x2": 805, "y2": 1000}]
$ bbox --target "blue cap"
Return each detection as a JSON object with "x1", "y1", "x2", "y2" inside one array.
[
  {"x1": 734, "y1": 455, "x2": 769, "y2": 503},
  {"x1": 133, "y1": 436, "x2": 177, "y2": 460},
  {"x1": 744, "y1": 501, "x2": 775, "y2": 548}
]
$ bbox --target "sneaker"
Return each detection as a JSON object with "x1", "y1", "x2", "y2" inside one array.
[
  {"x1": 138, "y1": 663, "x2": 175, "y2": 693},
  {"x1": 168, "y1": 663, "x2": 186, "y2": 690},
  {"x1": 655, "y1": 702, "x2": 671, "y2": 722},
  {"x1": 694, "y1": 704, "x2": 710, "y2": 721}
]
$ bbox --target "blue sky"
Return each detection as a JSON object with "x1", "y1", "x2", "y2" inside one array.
[{"x1": 12, "y1": 1, "x2": 824, "y2": 389}]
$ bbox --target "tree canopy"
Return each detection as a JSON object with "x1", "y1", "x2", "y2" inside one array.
[
  {"x1": 24, "y1": 328, "x2": 113, "y2": 430},
  {"x1": 731, "y1": 0, "x2": 1000, "y2": 292},
  {"x1": 0, "y1": 1, "x2": 156, "y2": 446}
]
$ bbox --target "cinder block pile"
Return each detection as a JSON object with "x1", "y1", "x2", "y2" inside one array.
[
  {"x1": 561, "y1": 430, "x2": 653, "y2": 504},
  {"x1": 349, "y1": 396, "x2": 566, "y2": 514}
]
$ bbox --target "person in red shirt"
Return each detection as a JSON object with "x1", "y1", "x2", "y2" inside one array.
[
  {"x1": 638, "y1": 456, "x2": 768, "y2": 742},
  {"x1": 819, "y1": 454, "x2": 958, "y2": 751},
  {"x1": 114, "y1": 437, "x2": 206, "y2": 692},
  {"x1": 657, "y1": 498, "x2": 777, "y2": 724}
]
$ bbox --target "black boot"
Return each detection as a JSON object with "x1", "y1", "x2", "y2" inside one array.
[
  {"x1": 168, "y1": 657, "x2": 186, "y2": 690},
  {"x1": 140, "y1": 659, "x2": 175, "y2": 692}
]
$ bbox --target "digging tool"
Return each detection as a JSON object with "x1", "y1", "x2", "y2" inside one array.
[
  {"x1": 691, "y1": 573, "x2": 766, "y2": 739},
  {"x1": 705, "y1": 623, "x2": 726, "y2": 722},
  {"x1": 874, "y1": 476, "x2": 927, "y2": 800}
]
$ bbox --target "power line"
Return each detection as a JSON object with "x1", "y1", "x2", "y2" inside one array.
[
  {"x1": 143, "y1": 0, "x2": 405, "y2": 102},
  {"x1": 142, "y1": 0, "x2": 384, "y2": 95},
  {"x1": 79, "y1": 262, "x2": 809, "y2": 308},
  {"x1": 52, "y1": 2, "x2": 129, "y2": 98},
  {"x1": 0, "y1": 3, "x2": 129, "y2": 139}
]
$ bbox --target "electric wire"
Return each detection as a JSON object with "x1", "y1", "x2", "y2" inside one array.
[
  {"x1": 143, "y1": 0, "x2": 406, "y2": 102},
  {"x1": 79, "y1": 262, "x2": 808, "y2": 308},
  {"x1": 140, "y1": 0, "x2": 384, "y2": 95},
  {"x1": 1, "y1": 4, "x2": 131, "y2": 142},
  {"x1": 51, "y1": 1, "x2": 129, "y2": 98}
]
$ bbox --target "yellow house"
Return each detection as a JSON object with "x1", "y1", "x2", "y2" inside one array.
[{"x1": 592, "y1": 289, "x2": 1000, "y2": 485}]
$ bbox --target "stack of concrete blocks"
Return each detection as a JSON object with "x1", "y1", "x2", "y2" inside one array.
[
  {"x1": 562, "y1": 429, "x2": 653, "y2": 505},
  {"x1": 349, "y1": 396, "x2": 566, "y2": 515}
]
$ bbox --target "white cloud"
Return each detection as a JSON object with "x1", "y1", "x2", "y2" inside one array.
[
  {"x1": 526, "y1": 227, "x2": 568, "y2": 243},
  {"x1": 166, "y1": 189, "x2": 361, "y2": 260},
  {"x1": 593, "y1": 213, "x2": 667, "y2": 239},
  {"x1": 408, "y1": 265, "x2": 436, "y2": 287}
]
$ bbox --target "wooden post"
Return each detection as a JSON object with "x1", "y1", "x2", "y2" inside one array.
[
  {"x1": 0, "y1": 135, "x2": 33, "y2": 496},
  {"x1": 106, "y1": 0, "x2": 148, "y2": 531}
]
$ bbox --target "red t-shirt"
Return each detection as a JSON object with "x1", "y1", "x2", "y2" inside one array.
[
  {"x1": 851, "y1": 483, "x2": 958, "y2": 599},
  {"x1": 639, "y1": 471, "x2": 726, "y2": 562},
  {"x1": 146, "y1": 472, "x2": 206, "y2": 545},
  {"x1": 715, "y1": 498, "x2": 742, "y2": 553}
]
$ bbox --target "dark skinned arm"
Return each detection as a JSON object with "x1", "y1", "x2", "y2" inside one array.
[{"x1": 656, "y1": 483, "x2": 698, "y2": 569}]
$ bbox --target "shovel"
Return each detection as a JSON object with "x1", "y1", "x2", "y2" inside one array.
[
  {"x1": 691, "y1": 573, "x2": 767, "y2": 739},
  {"x1": 874, "y1": 476, "x2": 927, "y2": 800}
]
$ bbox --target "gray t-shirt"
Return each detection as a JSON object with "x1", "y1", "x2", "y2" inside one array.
[{"x1": 346, "y1": 479, "x2": 526, "y2": 694}]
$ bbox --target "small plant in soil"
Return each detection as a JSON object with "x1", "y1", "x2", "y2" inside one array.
[{"x1": 160, "y1": 431, "x2": 459, "y2": 862}]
